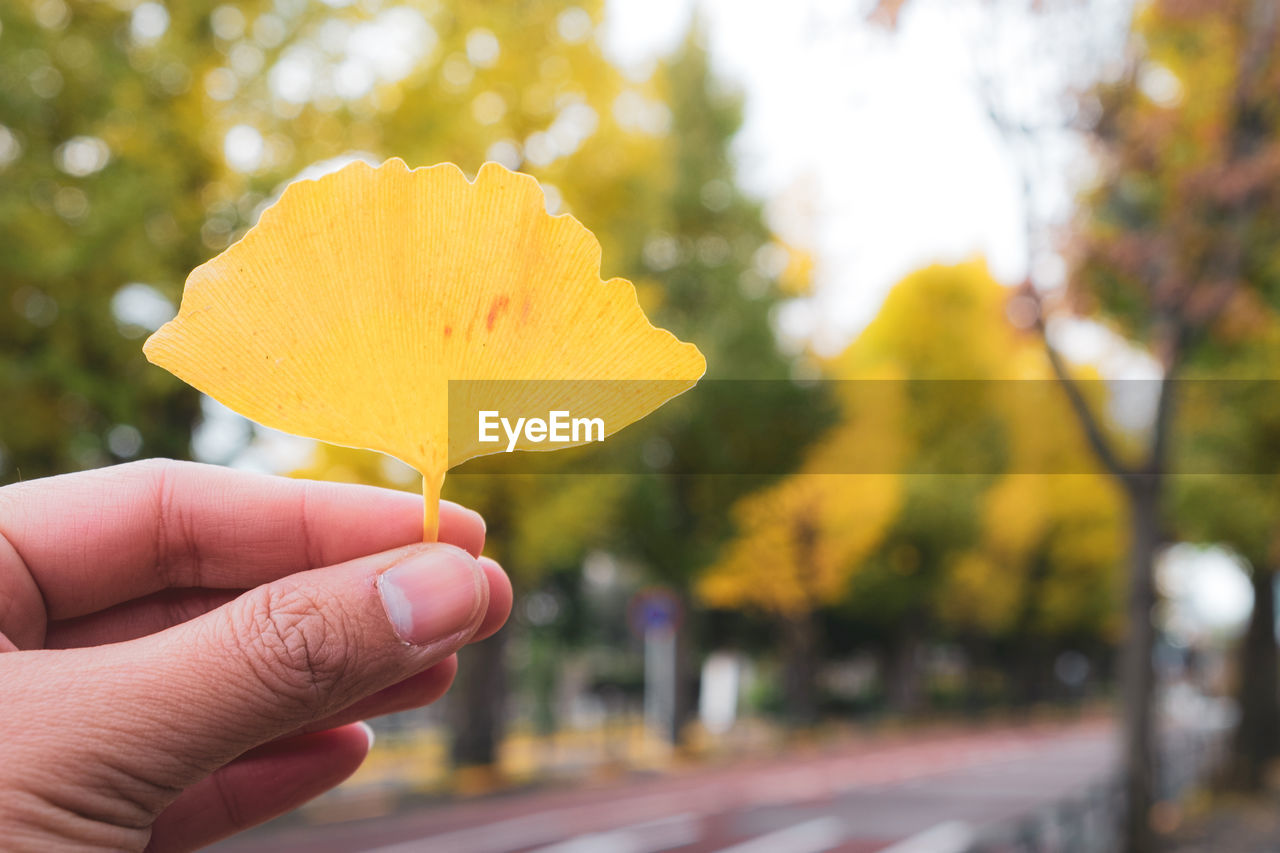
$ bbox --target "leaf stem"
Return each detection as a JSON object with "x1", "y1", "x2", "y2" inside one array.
[{"x1": 422, "y1": 470, "x2": 444, "y2": 542}]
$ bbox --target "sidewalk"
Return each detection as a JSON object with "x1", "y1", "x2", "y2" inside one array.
[{"x1": 1165, "y1": 787, "x2": 1280, "y2": 852}]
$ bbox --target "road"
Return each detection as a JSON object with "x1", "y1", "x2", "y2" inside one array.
[{"x1": 213, "y1": 720, "x2": 1116, "y2": 853}]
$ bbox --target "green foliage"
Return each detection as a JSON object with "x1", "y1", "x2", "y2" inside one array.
[
  {"x1": 1172, "y1": 322, "x2": 1280, "y2": 569},
  {"x1": 607, "y1": 30, "x2": 832, "y2": 595},
  {"x1": 0, "y1": 0, "x2": 227, "y2": 478}
]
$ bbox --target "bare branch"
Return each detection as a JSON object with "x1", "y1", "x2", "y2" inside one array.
[{"x1": 1027, "y1": 288, "x2": 1131, "y2": 479}]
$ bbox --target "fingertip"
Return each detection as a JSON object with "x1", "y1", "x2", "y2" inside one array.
[
  {"x1": 377, "y1": 544, "x2": 486, "y2": 645},
  {"x1": 308, "y1": 723, "x2": 375, "y2": 776},
  {"x1": 474, "y1": 556, "x2": 513, "y2": 642},
  {"x1": 439, "y1": 500, "x2": 486, "y2": 557},
  {"x1": 243, "y1": 721, "x2": 372, "y2": 766},
  {"x1": 307, "y1": 722, "x2": 373, "y2": 758}
]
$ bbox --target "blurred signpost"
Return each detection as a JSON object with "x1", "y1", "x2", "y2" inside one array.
[
  {"x1": 699, "y1": 652, "x2": 741, "y2": 736},
  {"x1": 629, "y1": 588, "x2": 682, "y2": 744}
]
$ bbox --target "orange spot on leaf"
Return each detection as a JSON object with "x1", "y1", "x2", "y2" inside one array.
[{"x1": 486, "y1": 295, "x2": 510, "y2": 331}]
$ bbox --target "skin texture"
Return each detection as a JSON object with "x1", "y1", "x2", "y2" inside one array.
[{"x1": 0, "y1": 459, "x2": 513, "y2": 852}]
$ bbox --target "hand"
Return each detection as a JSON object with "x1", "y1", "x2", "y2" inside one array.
[{"x1": 0, "y1": 459, "x2": 513, "y2": 852}]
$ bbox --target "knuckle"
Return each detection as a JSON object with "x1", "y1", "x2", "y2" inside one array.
[
  {"x1": 130, "y1": 456, "x2": 180, "y2": 476},
  {"x1": 131, "y1": 457, "x2": 190, "y2": 494},
  {"x1": 231, "y1": 584, "x2": 354, "y2": 714}
]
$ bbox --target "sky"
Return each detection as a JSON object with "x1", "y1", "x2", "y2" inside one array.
[
  {"x1": 602, "y1": 0, "x2": 1133, "y2": 356},
  {"x1": 603, "y1": 0, "x2": 1027, "y2": 353},
  {"x1": 1160, "y1": 544, "x2": 1255, "y2": 641}
]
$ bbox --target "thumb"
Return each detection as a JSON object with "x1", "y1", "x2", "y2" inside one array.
[{"x1": 84, "y1": 543, "x2": 487, "y2": 805}]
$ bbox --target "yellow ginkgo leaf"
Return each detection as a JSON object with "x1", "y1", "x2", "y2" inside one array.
[{"x1": 144, "y1": 159, "x2": 706, "y2": 540}]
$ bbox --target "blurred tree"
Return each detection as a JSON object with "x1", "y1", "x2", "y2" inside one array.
[
  {"x1": 697, "y1": 400, "x2": 903, "y2": 725},
  {"x1": 704, "y1": 261, "x2": 1122, "y2": 718},
  {"x1": 833, "y1": 262, "x2": 1024, "y2": 712},
  {"x1": 699, "y1": 476, "x2": 898, "y2": 726},
  {"x1": 600, "y1": 26, "x2": 831, "y2": 742},
  {"x1": 0, "y1": 0, "x2": 250, "y2": 478},
  {"x1": 871, "y1": 0, "x2": 1280, "y2": 833},
  {"x1": 944, "y1": 340, "x2": 1124, "y2": 696},
  {"x1": 946, "y1": 459, "x2": 1124, "y2": 705},
  {"x1": 1031, "y1": 1, "x2": 1280, "y2": 843},
  {"x1": 949, "y1": 476, "x2": 1121, "y2": 644},
  {"x1": 1172, "y1": 321, "x2": 1280, "y2": 790},
  {"x1": 426, "y1": 18, "x2": 824, "y2": 762}
]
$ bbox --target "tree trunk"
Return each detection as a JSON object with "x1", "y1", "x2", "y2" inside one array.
[
  {"x1": 962, "y1": 637, "x2": 989, "y2": 718},
  {"x1": 449, "y1": 626, "x2": 508, "y2": 769},
  {"x1": 672, "y1": 594, "x2": 697, "y2": 745},
  {"x1": 1229, "y1": 566, "x2": 1279, "y2": 790},
  {"x1": 884, "y1": 631, "x2": 923, "y2": 716},
  {"x1": 1015, "y1": 641, "x2": 1048, "y2": 709},
  {"x1": 780, "y1": 611, "x2": 818, "y2": 728},
  {"x1": 1120, "y1": 476, "x2": 1160, "y2": 853},
  {"x1": 528, "y1": 630, "x2": 557, "y2": 737}
]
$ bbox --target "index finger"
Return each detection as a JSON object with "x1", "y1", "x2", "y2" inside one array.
[{"x1": 0, "y1": 459, "x2": 485, "y2": 621}]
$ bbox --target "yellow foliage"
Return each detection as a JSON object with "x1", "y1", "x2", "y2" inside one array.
[
  {"x1": 777, "y1": 245, "x2": 816, "y2": 297},
  {"x1": 701, "y1": 258, "x2": 1124, "y2": 637},
  {"x1": 947, "y1": 472, "x2": 1124, "y2": 638},
  {"x1": 938, "y1": 551, "x2": 1025, "y2": 635},
  {"x1": 698, "y1": 473, "x2": 900, "y2": 617},
  {"x1": 842, "y1": 261, "x2": 1122, "y2": 636},
  {"x1": 829, "y1": 260, "x2": 1028, "y2": 380},
  {"x1": 943, "y1": 317, "x2": 1123, "y2": 638},
  {"x1": 699, "y1": 373, "x2": 905, "y2": 617}
]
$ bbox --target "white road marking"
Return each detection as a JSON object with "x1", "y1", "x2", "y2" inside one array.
[
  {"x1": 710, "y1": 816, "x2": 845, "y2": 853},
  {"x1": 361, "y1": 798, "x2": 700, "y2": 853},
  {"x1": 526, "y1": 813, "x2": 700, "y2": 853},
  {"x1": 361, "y1": 812, "x2": 564, "y2": 853},
  {"x1": 875, "y1": 820, "x2": 975, "y2": 853}
]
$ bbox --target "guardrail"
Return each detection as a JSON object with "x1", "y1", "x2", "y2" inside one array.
[{"x1": 966, "y1": 723, "x2": 1229, "y2": 853}]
